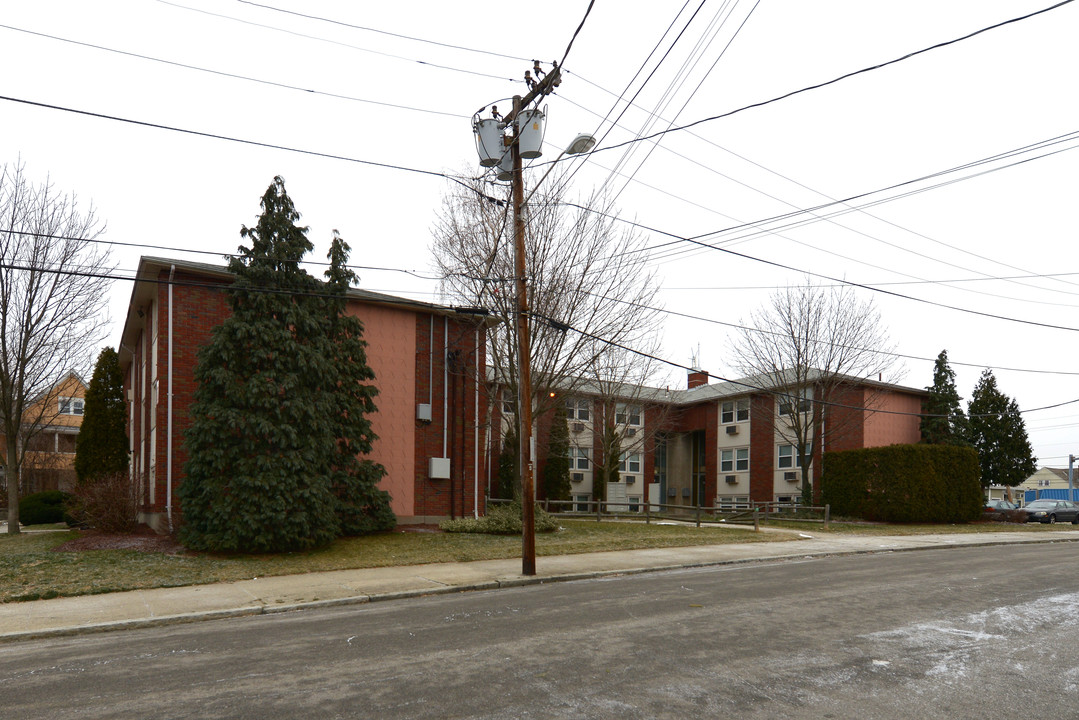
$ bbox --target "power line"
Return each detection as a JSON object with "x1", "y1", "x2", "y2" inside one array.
[
  {"x1": 529, "y1": 308, "x2": 1079, "y2": 418},
  {"x1": 0, "y1": 24, "x2": 469, "y2": 119},
  {"x1": 232, "y1": 0, "x2": 532, "y2": 62},
  {"x1": 589, "y1": 0, "x2": 1076, "y2": 158},
  {"x1": 581, "y1": 289, "x2": 1079, "y2": 377},
  {"x1": 154, "y1": 0, "x2": 522, "y2": 83}
]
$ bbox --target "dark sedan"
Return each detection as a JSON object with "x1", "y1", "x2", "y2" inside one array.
[
  {"x1": 1022, "y1": 499, "x2": 1079, "y2": 524},
  {"x1": 983, "y1": 499, "x2": 1020, "y2": 521}
]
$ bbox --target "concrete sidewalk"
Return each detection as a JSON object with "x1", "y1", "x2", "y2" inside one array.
[{"x1": 3, "y1": 529, "x2": 1077, "y2": 642}]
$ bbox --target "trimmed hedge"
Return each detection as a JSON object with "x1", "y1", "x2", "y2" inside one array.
[
  {"x1": 19, "y1": 490, "x2": 75, "y2": 526},
  {"x1": 821, "y1": 444, "x2": 982, "y2": 523}
]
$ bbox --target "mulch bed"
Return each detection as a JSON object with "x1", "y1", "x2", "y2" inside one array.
[{"x1": 51, "y1": 525, "x2": 189, "y2": 554}]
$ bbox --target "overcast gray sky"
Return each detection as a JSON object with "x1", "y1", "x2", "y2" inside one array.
[{"x1": 2, "y1": 0, "x2": 1076, "y2": 466}]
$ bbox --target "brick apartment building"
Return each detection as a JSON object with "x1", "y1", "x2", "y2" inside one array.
[
  {"x1": 118, "y1": 256, "x2": 491, "y2": 531},
  {"x1": 500, "y1": 368, "x2": 927, "y2": 512}
]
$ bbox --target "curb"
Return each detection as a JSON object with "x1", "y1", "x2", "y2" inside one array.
[{"x1": 4, "y1": 535, "x2": 1077, "y2": 643}]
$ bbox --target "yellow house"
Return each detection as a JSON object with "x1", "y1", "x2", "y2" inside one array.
[
  {"x1": 0, "y1": 372, "x2": 87, "y2": 494},
  {"x1": 1015, "y1": 467, "x2": 1077, "y2": 505}
]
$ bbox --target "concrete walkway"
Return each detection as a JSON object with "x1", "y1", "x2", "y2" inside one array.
[{"x1": 3, "y1": 528, "x2": 1077, "y2": 642}]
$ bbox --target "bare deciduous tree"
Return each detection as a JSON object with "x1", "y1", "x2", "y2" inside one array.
[
  {"x1": 0, "y1": 162, "x2": 112, "y2": 532},
  {"x1": 432, "y1": 172, "x2": 665, "y2": 484},
  {"x1": 730, "y1": 281, "x2": 899, "y2": 505}
]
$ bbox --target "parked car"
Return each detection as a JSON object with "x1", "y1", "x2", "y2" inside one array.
[
  {"x1": 1021, "y1": 499, "x2": 1079, "y2": 524},
  {"x1": 983, "y1": 499, "x2": 1020, "y2": 521}
]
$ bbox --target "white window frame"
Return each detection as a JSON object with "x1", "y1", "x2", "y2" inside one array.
[
  {"x1": 721, "y1": 400, "x2": 750, "y2": 424},
  {"x1": 571, "y1": 446, "x2": 591, "y2": 471},
  {"x1": 615, "y1": 403, "x2": 641, "y2": 426},
  {"x1": 566, "y1": 398, "x2": 590, "y2": 422},
  {"x1": 778, "y1": 388, "x2": 811, "y2": 416},
  {"x1": 721, "y1": 448, "x2": 750, "y2": 473},
  {"x1": 778, "y1": 444, "x2": 811, "y2": 469},
  {"x1": 618, "y1": 452, "x2": 641, "y2": 473},
  {"x1": 59, "y1": 397, "x2": 84, "y2": 416}
]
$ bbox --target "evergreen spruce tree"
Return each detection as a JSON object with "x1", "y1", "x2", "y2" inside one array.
[
  {"x1": 322, "y1": 232, "x2": 395, "y2": 535},
  {"x1": 496, "y1": 425, "x2": 519, "y2": 500},
  {"x1": 920, "y1": 349, "x2": 969, "y2": 445},
  {"x1": 180, "y1": 177, "x2": 391, "y2": 552},
  {"x1": 542, "y1": 403, "x2": 571, "y2": 503},
  {"x1": 967, "y1": 369, "x2": 1037, "y2": 489},
  {"x1": 74, "y1": 347, "x2": 129, "y2": 482}
]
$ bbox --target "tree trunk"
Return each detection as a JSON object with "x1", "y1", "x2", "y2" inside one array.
[{"x1": 5, "y1": 435, "x2": 19, "y2": 534}]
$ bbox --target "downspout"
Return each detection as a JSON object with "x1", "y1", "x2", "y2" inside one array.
[
  {"x1": 166, "y1": 264, "x2": 175, "y2": 531},
  {"x1": 474, "y1": 326, "x2": 480, "y2": 518},
  {"x1": 443, "y1": 316, "x2": 449, "y2": 460},
  {"x1": 444, "y1": 316, "x2": 450, "y2": 517}
]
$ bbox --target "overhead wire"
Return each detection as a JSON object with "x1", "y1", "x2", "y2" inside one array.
[
  {"x1": 154, "y1": 0, "x2": 524, "y2": 83},
  {"x1": 527, "y1": 308, "x2": 1079, "y2": 418},
  {"x1": 0, "y1": 24, "x2": 470, "y2": 119}
]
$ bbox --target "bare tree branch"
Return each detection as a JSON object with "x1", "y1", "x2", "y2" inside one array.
[
  {"x1": 730, "y1": 280, "x2": 901, "y2": 504},
  {"x1": 0, "y1": 160, "x2": 113, "y2": 532}
]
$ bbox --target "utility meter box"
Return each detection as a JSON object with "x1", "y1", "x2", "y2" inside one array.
[{"x1": 429, "y1": 457, "x2": 451, "y2": 479}]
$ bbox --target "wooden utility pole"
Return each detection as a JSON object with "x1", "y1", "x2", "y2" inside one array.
[{"x1": 510, "y1": 66, "x2": 561, "y2": 576}]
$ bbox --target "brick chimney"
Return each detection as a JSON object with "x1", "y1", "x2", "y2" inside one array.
[{"x1": 687, "y1": 369, "x2": 709, "y2": 389}]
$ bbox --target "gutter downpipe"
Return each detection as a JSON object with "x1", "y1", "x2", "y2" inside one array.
[{"x1": 166, "y1": 264, "x2": 175, "y2": 531}]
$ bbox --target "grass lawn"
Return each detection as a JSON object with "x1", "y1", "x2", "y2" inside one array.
[
  {"x1": 0, "y1": 520, "x2": 785, "y2": 603},
  {"x1": 0, "y1": 517, "x2": 1067, "y2": 603}
]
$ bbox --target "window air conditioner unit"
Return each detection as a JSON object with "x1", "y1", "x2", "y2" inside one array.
[
  {"x1": 725, "y1": 475, "x2": 738, "y2": 484},
  {"x1": 571, "y1": 472, "x2": 584, "y2": 483},
  {"x1": 572, "y1": 423, "x2": 585, "y2": 433},
  {"x1": 626, "y1": 428, "x2": 637, "y2": 437},
  {"x1": 625, "y1": 475, "x2": 636, "y2": 484},
  {"x1": 725, "y1": 426, "x2": 738, "y2": 435},
  {"x1": 784, "y1": 471, "x2": 798, "y2": 482}
]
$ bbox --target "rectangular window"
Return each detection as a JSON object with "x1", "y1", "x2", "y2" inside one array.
[
  {"x1": 575, "y1": 495, "x2": 590, "y2": 512},
  {"x1": 721, "y1": 448, "x2": 749, "y2": 472},
  {"x1": 779, "y1": 445, "x2": 810, "y2": 469},
  {"x1": 736, "y1": 399, "x2": 749, "y2": 422},
  {"x1": 566, "y1": 398, "x2": 590, "y2": 422},
  {"x1": 502, "y1": 390, "x2": 515, "y2": 414},
  {"x1": 779, "y1": 388, "x2": 811, "y2": 416},
  {"x1": 721, "y1": 400, "x2": 749, "y2": 424},
  {"x1": 618, "y1": 452, "x2": 641, "y2": 473},
  {"x1": 615, "y1": 403, "x2": 641, "y2": 426},
  {"x1": 571, "y1": 447, "x2": 591, "y2": 470},
  {"x1": 721, "y1": 401, "x2": 734, "y2": 424},
  {"x1": 59, "y1": 397, "x2": 84, "y2": 416}
]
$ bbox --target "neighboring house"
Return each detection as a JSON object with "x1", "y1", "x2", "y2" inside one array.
[
  {"x1": 0, "y1": 371, "x2": 87, "y2": 494},
  {"x1": 118, "y1": 256, "x2": 491, "y2": 531},
  {"x1": 496, "y1": 368, "x2": 926, "y2": 511},
  {"x1": 1016, "y1": 467, "x2": 1079, "y2": 504}
]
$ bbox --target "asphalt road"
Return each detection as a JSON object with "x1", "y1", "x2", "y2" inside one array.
[{"x1": 2, "y1": 542, "x2": 1077, "y2": 719}]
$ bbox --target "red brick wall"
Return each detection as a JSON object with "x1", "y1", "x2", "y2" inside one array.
[
  {"x1": 126, "y1": 269, "x2": 486, "y2": 523},
  {"x1": 749, "y1": 394, "x2": 775, "y2": 503}
]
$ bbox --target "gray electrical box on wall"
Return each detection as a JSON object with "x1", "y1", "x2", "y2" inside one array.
[
  {"x1": 416, "y1": 404, "x2": 432, "y2": 422},
  {"x1": 429, "y1": 457, "x2": 451, "y2": 479}
]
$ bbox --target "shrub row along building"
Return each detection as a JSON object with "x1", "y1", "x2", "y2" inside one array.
[{"x1": 120, "y1": 256, "x2": 926, "y2": 530}]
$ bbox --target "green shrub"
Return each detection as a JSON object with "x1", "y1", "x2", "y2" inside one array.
[
  {"x1": 19, "y1": 490, "x2": 75, "y2": 526},
  {"x1": 822, "y1": 444, "x2": 982, "y2": 523},
  {"x1": 440, "y1": 502, "x2": 560, "y2": 534}
]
